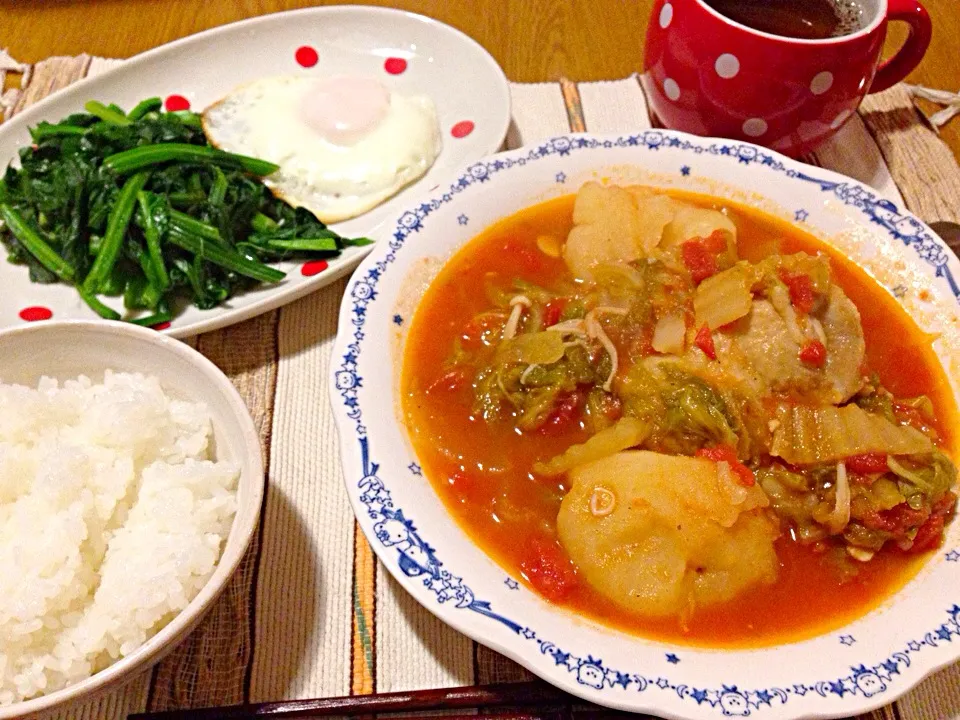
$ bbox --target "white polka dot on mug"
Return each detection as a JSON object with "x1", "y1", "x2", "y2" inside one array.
[
  {"x1": 659, "y1": 2, "x2": 673, "y2": 28},
  {"x1": 742, "y1": 118, "x2": 768, "y2": 137},
  {"x1": 664, "y1": 78, "x2": 681, "y2": 101},
  {"x1": 810, "y1": 71, "x2": 834, "y2": 96},
  {"x1": 715, "y1": 53, "x2": 740, "y2": 79}
]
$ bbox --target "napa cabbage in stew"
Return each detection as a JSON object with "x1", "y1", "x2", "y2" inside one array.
[{"x1": 401, "y1": 183, "x2": 958, "y2": 646}]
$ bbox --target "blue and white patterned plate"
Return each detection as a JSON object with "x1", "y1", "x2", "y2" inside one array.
[{"x1": 329, "y1": 132, "x2": 960, "y2": 719}]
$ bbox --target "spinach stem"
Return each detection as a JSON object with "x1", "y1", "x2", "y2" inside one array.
[
  {"x1": 169, "y1": 210, "x2": 224, "y2": 244},
  {"x1": 79, "y1": 290, "x2": 121, "y2": 320},
  {"x1": 168, "y1": 227, "x2": 286, "y2": 283},
  {"x1": 30, "y1": 123, "x2": 88, "y2": 141},
  {"x1": 82, "y1": 171, "x2": 150, "y2": 294},
  {"x1": 124, "y1": 272, "x2": 161, "y2": 311},
  {"x1": 168, "y1": 191, "x2": 207, "y2": 206},
  {"x1": 251, "y1": 212, "x2": 278, "y2": 232},
  {"x1": 172, "y1": 257, "x2": 205, "y2": 299},
  {"x1": 342, "y1": 236, "x2": 375, "y2": 247},
  {"x1": 136, "y1": 191, "x2": 170, "y2": 289},
  {"x1": 209, "y1": 166, "x2": 228, "y2": 206},
  {"x1": 265, "y1": 237, "x2": 340, "y2": 252},
  {"x1": 0, "y1": 204, "x2": 76, "y2": 281},
  {"x1": 128, "y1": 97, "x2": 162, "y2": 121},
  {"x1": 173, "y1": 112, "x2": 203, "y2": 128},
  {"x1": 84, "y1": 100, "x2": 131, "y2": 126},
  {"x1": 129, "y1": 309, "x2": 173, "y2": 327},
  {"x1": 104, "y1": 144, "x2": 279, "y2": 176}
]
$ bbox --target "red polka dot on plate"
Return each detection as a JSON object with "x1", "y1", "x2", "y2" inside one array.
[
  {"x1": 152, "y1": 321, "x2": 172, "y2": 331},
  {"x1": 295, "y1": 45, "x2": 319, "y2": 68},
  {"x1": 19, "y1": 306, "x2": 52, "y2": 322},
  {"x1": 301, "y1": 260, "x2": 329, "y2": 277},
  {"x1": 451, "y1": 120, "x2": 475, "y2": 139},
  {"x1": 384, "y1": 57, "x2": 408, "y2": 75},
  {"x1": 165, "y1": 95, "x2": 190, "y2": 112}
]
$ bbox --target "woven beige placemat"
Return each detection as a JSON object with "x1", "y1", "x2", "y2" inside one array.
[{"x1": 2, "y1": 53, "x2": 960, "y2": 720}]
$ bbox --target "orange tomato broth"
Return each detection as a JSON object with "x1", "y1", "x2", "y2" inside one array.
[{"x1": 400, "y1": 190, "x2": 957, "y2": 648}]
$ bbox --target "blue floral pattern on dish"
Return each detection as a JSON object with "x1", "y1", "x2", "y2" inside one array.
[{"x1": 335, "y1": 133, "x2": 960, "y2": 715}]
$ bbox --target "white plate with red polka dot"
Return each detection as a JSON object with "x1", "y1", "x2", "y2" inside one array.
[{"x1": 0, "y1": 6, "x2": 510, "y2": 337}]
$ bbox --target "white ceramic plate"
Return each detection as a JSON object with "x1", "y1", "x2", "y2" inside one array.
[
  {"x1": 0, "y1": 320, "x2": 264, "y2": 718},
  {"x1": 0, "y1": 6, "x2": 510, "y2": 338},
  {"x1": 330, "y1": 132, "x2": 960, "y2": 719}
]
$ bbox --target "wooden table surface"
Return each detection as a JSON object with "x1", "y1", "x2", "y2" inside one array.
[{"x1": 3, "y1": 0, "x2": 959, "y2": 156}]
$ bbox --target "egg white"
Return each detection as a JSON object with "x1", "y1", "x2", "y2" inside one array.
[{"x1": 202, "y1": 76, "x2": 442, "y2": 223}]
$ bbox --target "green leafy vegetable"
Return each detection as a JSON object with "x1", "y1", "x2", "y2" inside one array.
[
  {"x1": 167, "y1": 226, "x2": 285, "y2": 283},
  {"x1": 80, "y1": 289, "x2": 122, "y2": 320},
  {"x1": 620, "y1": 361, "x2": 741, "y2": 456},
  {"x1": 128, "y1": 97, "x2": 162, "y2": 121},
  {"x1": 0, "y1": 204, "x2": 76, "y2": 282},
  {"x1": 82, "y1": 171, "x2": 150, "y2": 294},
  {"x1": 103, "y1": 143, "x2": 278, "y2": 176},
  {"x1": 84, "y1": 100, "x2": 131, "y2": 127},
  {"x1": 0, "y1": 99, "x2": 372, "y2": 323},
  {"x1": 136, "y1": 190, "x2": 170, "y2": 289}
]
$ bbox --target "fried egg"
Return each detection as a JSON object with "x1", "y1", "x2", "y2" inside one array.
[{"x1": 202, "y1": 75, "x2": 442, "y2": 223}]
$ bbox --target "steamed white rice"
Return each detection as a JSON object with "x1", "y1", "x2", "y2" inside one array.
[{"x1": 0, "y1": 371, "x2": 239, "y2": 706}]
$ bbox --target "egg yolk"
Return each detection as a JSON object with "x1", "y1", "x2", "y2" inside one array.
[{"x1": 299, "y1": 76, "x2": 391, "y2": 147}]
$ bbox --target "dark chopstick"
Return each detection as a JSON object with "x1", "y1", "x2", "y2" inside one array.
[
  {"x1": 398, "y1": 712, "x2": 637, "y2": 720},
  {"x1": 129, "y1": 681, "x2": 582, "y2": 720},
  {"x1": 378, "y1": 713, "x2": 570, "y2": 720}
]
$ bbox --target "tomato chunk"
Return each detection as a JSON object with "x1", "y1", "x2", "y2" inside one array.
[
  {"x1": 910, "y1": 513, "x2": 946, "y2": 553},
  {"x1": 694, "y1": 323, "x2": 717, "y2": 360},
  {"x1": 540, "y1": 391, "x2": 583, "y2": 433},
  {"x1": 695, "y1": 444, "x2": 755, "y2": 486},
  {"x1": 848, "y1": 472, "x2": 875, "y2": 486},
  {"x1": 862, "y1": 503, "x2": 929, "y2": 535},
  {"x1": 906, "y1": 491, "x2": 960, "y2": 552},
  {"x1": 543, "y1": 298, "x2": 567, "y2": 328},
  {"x1": 681, "y1": 239, "x2": 719, "y2": 284},
  {"x1": 461, "y1": 313, "x2": 505, "y2": 350},
  {"x1": 520, "y1": 538, "x2": 578, "y2": 601},
  {"x1": 799, "y1": 340, "x2": 827, "y2": 368},
  {"x1": 778, "y1": 269, "x2": 817, "y2": 314},
  {"x1": 845, "y1": 453, "x2": 889, "y2": 475},
  {"x1": 933, "y1": 491, "x2": 958, "y2": 517},
  {"x1": 892, "y1": 401, "x2": 930, "y2": 433},
  {"x1": 427, "y1": 367, "x2": 471, "y2": 395},
  {"x1": 702, "y1": 229, "x2": 728, "y2": 254}
]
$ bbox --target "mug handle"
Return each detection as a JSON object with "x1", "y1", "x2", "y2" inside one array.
[{"x1": 868, "y1": 0, "x2": 932, "y2": 93}]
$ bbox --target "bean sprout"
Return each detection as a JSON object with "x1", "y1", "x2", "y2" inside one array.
[{"x1": 589, "y1": 486, "x2": 617, "y2": 517}]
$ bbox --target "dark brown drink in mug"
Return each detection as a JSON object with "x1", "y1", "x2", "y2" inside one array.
[
  {"x1": 642, "y1": 0, "x2": 933, "y2": 157},
  {"x1": 701, "y1": 0, "x2": 867, "y2": 40}
]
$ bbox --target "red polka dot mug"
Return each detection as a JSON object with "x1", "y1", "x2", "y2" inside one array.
[{"x1": 641, "y1": 0, "x2": 932, "y2": 157}]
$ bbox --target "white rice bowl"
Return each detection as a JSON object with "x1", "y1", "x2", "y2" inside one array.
[{"x1": 0, "y1": 371, "x2": 239, "y2": 706}]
